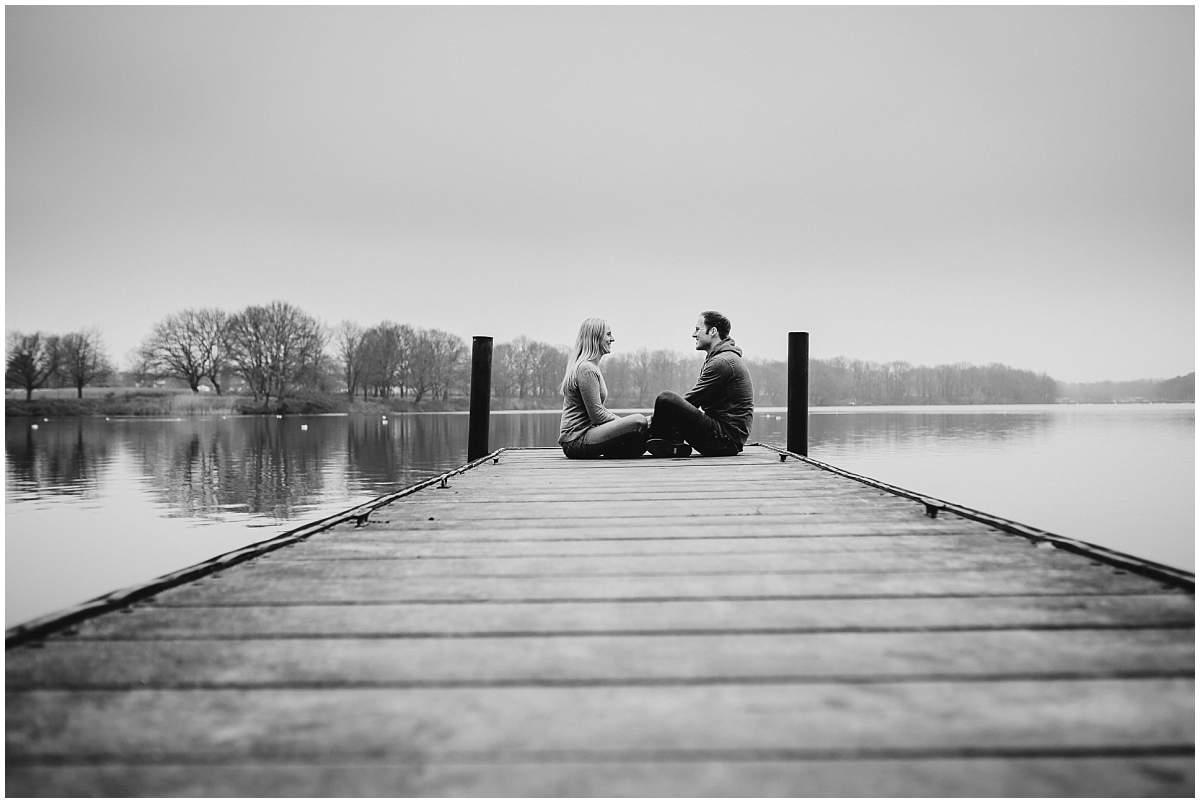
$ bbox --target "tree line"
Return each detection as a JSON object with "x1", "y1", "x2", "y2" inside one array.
[
  {"x1": 1057, "y1": 374, "x2": 1195, "y2": 404},
  {"x1": 6, "y1": 301, "x2": 1191, "y2": 406},
  {"x1": 5, "y1": 330, "x2": 113, "y2": 400}
]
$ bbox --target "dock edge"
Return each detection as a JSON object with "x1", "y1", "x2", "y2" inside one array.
[
  {"x1": 4, "y1": 448, "x2": 508, "y2": 649},
  {"x1": 755, "y1": 441, "x2": 1195, "y2": 593}
]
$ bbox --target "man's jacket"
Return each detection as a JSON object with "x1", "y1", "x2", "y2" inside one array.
[{"x1": 684, "y1": 338, "x2": 755, "y2": 446}]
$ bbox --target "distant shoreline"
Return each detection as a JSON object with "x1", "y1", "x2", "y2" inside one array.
[{"x1": 4, "y1": 391, "x2": 1193, "y2": 419}]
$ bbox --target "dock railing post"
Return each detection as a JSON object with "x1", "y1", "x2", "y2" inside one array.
[
  {"x1": 467, "y1": 336, "x2": 493, "y2": 461},
  {"x1": 787, "y1": 331, "x2": 809, "y2": 456}
]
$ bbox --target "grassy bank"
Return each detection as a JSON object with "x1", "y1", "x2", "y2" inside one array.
[{"x1": 4, "y1": 389, "x2": 480, "y2": 418}]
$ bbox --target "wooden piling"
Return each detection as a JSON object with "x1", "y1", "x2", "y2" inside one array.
[
  {"x1": 467, "y1": 335, "x2": 493, "y2": 461},
  {"x1": 787, "y1": 331, "x2": 808, "y2": 456}
]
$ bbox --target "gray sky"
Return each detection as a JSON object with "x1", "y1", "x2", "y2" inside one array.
[{"x1": 5, "y1": 5, "x2": 1194, "y2": 383}]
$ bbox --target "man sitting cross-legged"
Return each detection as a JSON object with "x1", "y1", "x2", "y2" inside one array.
[{"x1": 645, "y1": 310, "x2": 755, "y2": 458}]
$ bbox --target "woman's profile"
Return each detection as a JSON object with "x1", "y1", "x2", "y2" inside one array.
[{"x1": 558, "y1": 318, "x2": 648, "y2": 459}]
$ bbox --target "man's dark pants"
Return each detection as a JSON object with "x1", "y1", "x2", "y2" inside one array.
[{"x1": 647, "y1": 391, "x2": 741, "y2": 456}]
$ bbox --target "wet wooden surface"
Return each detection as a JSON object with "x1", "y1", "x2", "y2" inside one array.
[{"x1": 6, "y1": 446, "x2": 1194, "y2": 796}]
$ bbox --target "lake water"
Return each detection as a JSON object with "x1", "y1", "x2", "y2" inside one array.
[{"x1": 5, "y1": 404, "x2": 1194, "y2": 627}]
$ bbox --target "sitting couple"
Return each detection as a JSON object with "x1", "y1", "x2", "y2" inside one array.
[{"x1": 558, "y1": 311, "x2": 754, "y2": 459}]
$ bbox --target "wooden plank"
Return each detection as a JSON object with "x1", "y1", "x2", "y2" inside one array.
[
  {"x1": 412, "y1": 488, "x2": 890, "y2": 502},
  {"x1": 376, "y1": 499, "x2": 931, "y2": 520},
  {"x1": 7, "y1": 680, "x2": 1192, "y2": 756},
  {"x1": 8, "y1": 629, "x2": 1192, "y2": 689},
  {"x1": 223, "y1": 546, "x2": 1097, "y2": 578},
  {"x1": 275, "y1": 532, "x2": 1024, "y2": 559},
  {"x1": 443, "y1": 484, "x2": 892, "y2": 498},
  {"x1": 59, "y1": 594, "x2": 1197, "y2": 640},
  {"x1": 421, "y1": 473, "x2": 885, "y2": 488},
  {"x1": 328, "y1": 517, "x2": 1000, "y2": 535},
  {"x1": 6, "y1": 756, "x2": 1194, "y2": 797},
  {"x1": 151, "y1": 567, "x2": 1172, "y2": 605},
  {"x1": 451, "y1": 475, "x2": 872, "y2": 489},
  {"x1": 366, "y1": 511, "x2": 960, "y2": 527},
  {"x1": 485, "y1": 460, "x2": 796, "y2": 471},
  {"x1": 489, "y1": 453, "x2": 786, "y2": 465},
  {"x1": 450, "y1": 466, "x2": 873, "y2": 481}
]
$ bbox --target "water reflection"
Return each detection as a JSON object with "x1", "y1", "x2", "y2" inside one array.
[
  {"x1": 0, "y1": 408, "x2": 1175, "y2": 520},
  {"x1": 6, "y1": 416, "x2": 488, "y2": 523},
  {"x1": 491, "y1": 411, "x2": 564, "y2": 449},
  {"x1": 130, "y1": 420, "x2": 336, "y2": 520},
  {"x1": 5, "y1": 420, "x2": 113, "y2": 500},
  {"x1": 5, "y1": 413, "x2": 575, "y2": 524},
  {"x1": 808, "y1": 410, "x2": 1049, "y2": 454}
]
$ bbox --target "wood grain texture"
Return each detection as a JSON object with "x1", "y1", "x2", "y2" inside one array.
[
  {"x1": 60, "y1": 594, "x2": 1197, "y2": 640},
  {"x1": 8, "y1": 629, "x2": 1192, "y2": 689},
  {"x1": 6, "y1": 445, "x2": 1193, "y2": 796},
  {"x1": 7, "y1": 756, "x2": 1192, "y2": 797},
  {"x1": 150, "y1": 566, "x2": 1170, "y2": 605},
  {"x1": 7, "y1": 680, "x2": 1192, "y2": 756}
]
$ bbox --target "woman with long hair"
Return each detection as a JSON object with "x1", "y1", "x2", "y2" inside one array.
[{"x1": 558, "y1": 318, "x2": 648, "y2": 459}]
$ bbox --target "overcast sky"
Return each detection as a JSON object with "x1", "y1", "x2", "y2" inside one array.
[{"x1": 5, "y1": 5, "x2": 1193, "y2": 383}]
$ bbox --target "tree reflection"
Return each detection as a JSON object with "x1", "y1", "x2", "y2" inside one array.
[
  {"x1": 490, "y1": 412, "x2": 562, "y2": 450},
  {"x1": 3, "y1": 409, "x2": 1058, "y2": 524},
  {"x1": 129, "y1": 418, "x2": 332, "y2": 520},
  {"x1": 345, "y1": 414, "x2": 468, "y2": 488},
  {"x1": 4, "y1": 421, "x2": 111, "y2": 497}
]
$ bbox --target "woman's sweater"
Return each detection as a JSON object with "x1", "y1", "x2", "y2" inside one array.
[{"x1": 558, "y1": 361, "x2": 618, "y2": 444}]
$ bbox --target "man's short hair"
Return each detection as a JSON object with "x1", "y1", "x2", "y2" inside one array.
[{"x1": 701, "y1": 311, "x2": 731, "y2": 340}]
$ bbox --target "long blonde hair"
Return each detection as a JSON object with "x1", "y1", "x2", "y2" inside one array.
[{"x1": 560, "y1": 317, "x2": 609, "y2": 395}]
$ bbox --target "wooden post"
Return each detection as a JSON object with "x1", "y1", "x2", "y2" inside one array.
[
  {"x1": 467, "y1": 336, "x2": 493, "y2": 461},
  {"x1": 787, "y1": 331, "x2": 808, "y2": 456}
]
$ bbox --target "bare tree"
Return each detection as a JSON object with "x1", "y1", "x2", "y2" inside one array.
[
  {"x1": 534, "y1": 343, "x2": 568, "y2": 398},
  {"x1": 195, "y1": 309, "x2": 230, "y2": 394},
  {"x1": 629, "y1": 348, "x2": 657, "y2": 406},
  {"x1": 499, "y1": 336, "x2": 567, "y2": 399},
  {"x1": 392, "y1": 324, "x2": 416, "y2": 398},
  {"x1": 602, "y1": 349, "x2": 698, "y2": 407},
  {"x1": 334, "y1": 321, "x2": 369, "y2": 399},
  {"x1": 426, "y1": 329, "x2": 467, "y2": 401},
  {"x1": 508, "y1": 336, "x2": 536, "y2": 399},
  {"x1": 360, "y1": 323, "x2": 413, "y2": 399},
  {"x1": 225, "y1": 301, "x2": 326, "y2": 408},
  {"x1": 408, "y1": 328, "x2": 466, "y2": 404},
  {"x1": 140, "y1": 308, "x2": 230, "y2": 394},
  {"x1": 58, "y1": 330, "x2": 113, "y2": 398},
  {"x1": 124, "y1": 347, "x2": 156, "y2": 388},
  {"x1": 492, "y1": 342, "x2": 518, "y2": 398},
  {"x1": 5, "y1": 331, "x2": 60, "y2": 401}
]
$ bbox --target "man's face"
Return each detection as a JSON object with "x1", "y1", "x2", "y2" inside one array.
[{"x1": 692, "y1": 316, "x2": 718, "y2": 351}]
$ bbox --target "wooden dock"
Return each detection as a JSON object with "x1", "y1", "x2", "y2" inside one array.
[{"x1": 6, "y1": 445, "x2": 1194, "y2": 796}]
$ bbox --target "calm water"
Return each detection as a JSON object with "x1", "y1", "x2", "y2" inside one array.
[{"x1": 5, "y1": 405, "x2": 1193, "y2": 627}]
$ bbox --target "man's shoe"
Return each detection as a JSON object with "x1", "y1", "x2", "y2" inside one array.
[
  {"x1": 645, "y1": 438, "x2": 674, "y2": 457},
  {"x1": 673, "y1": 443, "x2": 693, "y2": 458}
]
